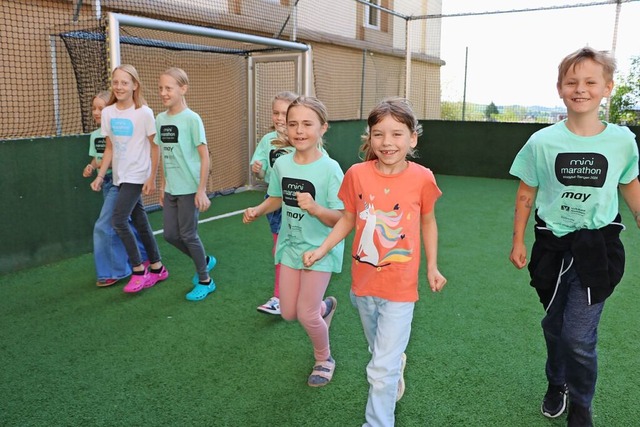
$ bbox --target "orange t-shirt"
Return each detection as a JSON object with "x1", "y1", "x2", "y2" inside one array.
[{"x1": 339, "y1": 161, "x2": 442, "y2": 302}]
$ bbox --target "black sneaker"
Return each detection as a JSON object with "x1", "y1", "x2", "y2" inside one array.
[
  {"x1": 567, "y1": 403, "x2": 593, "y2": 427},
  {"x1": 541, "y1": 383, "x2": 568, "y2": 418}
]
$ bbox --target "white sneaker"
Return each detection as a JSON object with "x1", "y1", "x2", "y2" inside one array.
[{"x1": 257, "y1": 297, "x2": 280, "y2": 315}]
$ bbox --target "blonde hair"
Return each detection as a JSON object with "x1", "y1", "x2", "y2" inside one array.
[
  {"x1": 93, "y1": 90, "x2": 111, "y2": 104},
  {"x1": 360, "y1": 97, "x2": 422, "y2": 161},
  {"x1": 274, "y1": 96, "x2": 329, "y2": 148},
  {"x1": 160, "y1": 67, "x2": 189, "y2": 107},
  {"x1": 273, "y1": 91, "x2": 298, "y2": 106},
  {"x1": 557, "y1": 47, "x2": 616, "y2": 86},
  {"x1": 108, "y1": 64, "x2": 147, "y2": 108}
]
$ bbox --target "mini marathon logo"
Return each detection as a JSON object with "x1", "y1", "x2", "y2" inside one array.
[
  {"x1": 269, "y1": 148, "x2": 289, "y2": 167},
  {"x1": 281, "y1": 177, "x2": 316, "y2": 210},
  {"x1": 160, "y1": 125, "x2": 179, "y2": 144},
  {"x1": 555, "y1": 153, "x2": 607, "y2": 188},
  {"x1": 94, "y1": 137, "x2": 106, "y2": 154}
]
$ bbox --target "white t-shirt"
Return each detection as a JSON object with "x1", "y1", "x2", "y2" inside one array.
[{"x1": 101, "y1": 104, "x2": 156, "y2": 186}]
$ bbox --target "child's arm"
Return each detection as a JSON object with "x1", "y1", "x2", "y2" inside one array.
[
  {"x1": 143, "y1": 134, "x2": 158, "y2": 196},
  {"x1": 510, "y1": 180, "x2": 537, "y2": 269},
  {"x1": 243, "y1": 196, "x2": 283, "y2": 223},
  {"x1": 251, "y1": 160, "x2": 265, "y2": 179},
  {"x1": 296, "y1": 192, "x2": 343, "y2": 227},
  {"x1": 90, "y1": 137, "x2": 113, "y2": 191},
  {"x1": 195, "y1": 144, "x2": 211, "y2": 212},
  {"x1": 619, "y1": 179, "x2": 640, "y2": 229},
  {"x1": 83, "y1": 158, "x2": 98, "y2": 178},
  {"x1": 421, "y1": 211, "x2": 447, "y2": 292},
  {"x1": 303, "y1": 211, "x2": 355, "y2": 267}
]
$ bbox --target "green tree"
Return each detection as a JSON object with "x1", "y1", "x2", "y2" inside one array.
[
  {"x1": 610, "y1": 55, "x2": 640, "y2": 125},
  {"x1": 484, "y1": 101, "x2": 499, "y2": 121}
]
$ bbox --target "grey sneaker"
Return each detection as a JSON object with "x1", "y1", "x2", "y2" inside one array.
[{"x1": 541, "y1": 383, "x2": 568, "y2": 418}]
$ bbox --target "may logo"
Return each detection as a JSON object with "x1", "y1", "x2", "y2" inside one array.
[
  {"x1": 555, "y1": 153, "x2": 607, "y2": 188},
  {"x1": 281, "y1": 177, "x2": 316, "y2": 207},
  {"x1": 94, "y1": 137, "x2": 106, "y2": 154},
  {"x1": 269, "y1": 148, "x2": 289, "y2": 168}
]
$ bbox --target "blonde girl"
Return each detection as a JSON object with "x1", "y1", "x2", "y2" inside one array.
[
  {"x1": 243, "y1": 96, "x2": 344, "y2": 387},
  {"x1": 91, "y1": 64, "x2": 168, "y2": 293},
  {"x1": 250, "y1": 91, "x2": 298, "y2": 315},
  {"x1": 83, "y1": 90, "x2": 147, "y2": 287},
  {"x1": 156, "y1": 67, "x2": 215, "y2": 301}
]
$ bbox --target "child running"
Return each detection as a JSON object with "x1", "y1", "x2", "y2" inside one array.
[
  {"x1": 156, "y1": 67, "x2": 215, "y2": 301},
  {"x1": 509, "y1": 47, "x2": 640, "y2": 427},
  {"x1": 303, "y1": 97, "x2": 447, "y2": 426},
  {"x1": 90, "y1": 64, "x2": 168, "y2": 293},
  {"x1": 250, "y1": 91, "x2": 298, "y2": 314},
  {"x1": 83, "y1": 90, "x2": 147, "y2": 287},
  {"x1": 243, "y1": 96, "x2": 344, "y2": 387}
]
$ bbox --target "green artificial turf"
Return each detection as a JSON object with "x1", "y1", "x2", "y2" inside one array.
[{"x1": 1, "y1": 176, "x2": 639, "y2": 426}]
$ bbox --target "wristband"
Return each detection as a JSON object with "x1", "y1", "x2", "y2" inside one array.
[{"x1": 97, "y1": 175, "x2": 104, "y2": 180}]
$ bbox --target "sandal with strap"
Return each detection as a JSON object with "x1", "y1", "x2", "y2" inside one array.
[
  {"x1": 307, "y1": 357, "x2": 335, "y2": 387},
  {"x1": 322, "y1": 296, "x2": 337, "y2": 329}
]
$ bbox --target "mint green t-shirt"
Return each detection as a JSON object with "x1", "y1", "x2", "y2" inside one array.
[
  {"x1": 510, "y1": 120, "x2": 639, "y2": 236},
  {"x1": 89, "y1": 128, "x2": 111, "y2": 175},
  {"x1": 268, "y1": 152, "x2": 345, "y2": 272},
  {"x1": 154, "y1": 108, "x2": 207, "y2": 195},
  {"x1": 250, "y1": 130, "x2": 292, "y2": 184}
]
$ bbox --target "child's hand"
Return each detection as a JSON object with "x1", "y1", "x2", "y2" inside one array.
[
  {"x1": 296, "y1": 192, "x2": 317, "y2": 215},
  {"x1": 251, "y1": 160, "x2": 263, "y2": 175},
  {"x1": 195, "y1": 190, "x2": 211, "y2": 213},
  {"x1": 427, "y1": 269, "x2": 447, "y2": 292},
  {"x1": 243, "y1": 207, "x2": 259, "y2": 223},
  {"x1": 509, "y1": 243, "x2": 528, "y2": 269},
  {"x1": 303, "y1": 248, "x2": 326, "y2": 268},
  {"x1": 143, "y1": 177, "x2": 156, "y2": 196},
  {"x1": 82, "y1": 164, "x2": 94, "y2": 178},
  {"x1": 90, "y1": 176, "x2": 103, "y2": 192}
]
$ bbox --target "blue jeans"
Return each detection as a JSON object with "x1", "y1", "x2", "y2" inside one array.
[
  {"x1": 93, "y1": 175, "x2": 147, "y2": 280},
  {"x1": 351, "y1": 292, "x2": 415, "y2": 427},
  {"x1": 541, "y1": 252, "x2": 605, "y2": 408},
  {"x1": 264, "y1": 193, "x2": 282, "y2": 234}
]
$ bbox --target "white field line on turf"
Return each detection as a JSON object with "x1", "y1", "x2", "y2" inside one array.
[{"x1": 152, "y1": 209, "x2": 244, "y2": 236}]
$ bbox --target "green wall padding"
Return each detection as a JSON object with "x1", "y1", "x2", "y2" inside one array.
[
  {"x1": 2, "y1": 123, "x2": 639, "y2": 274},
  {"x1": 0, "y1": 136, "x2": 101, "y2": 274}
]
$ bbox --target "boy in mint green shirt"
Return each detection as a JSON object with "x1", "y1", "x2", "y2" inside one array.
[{"x1": 509, "y1": 47, "x2": 640, "y2": 426}]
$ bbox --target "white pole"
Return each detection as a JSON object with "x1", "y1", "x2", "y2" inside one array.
[{"x1": 405, "y1": 19, "x2": 412, "y2": 99}]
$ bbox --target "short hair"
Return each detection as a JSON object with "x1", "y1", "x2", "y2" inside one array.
[
  {"x1": 360, "y1": 97, "x2": 422, "y2": 162},
  {"x1": 557, "y1": 47, "x2": 616, "y2": 85}
]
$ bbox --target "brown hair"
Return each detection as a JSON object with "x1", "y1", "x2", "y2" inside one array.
[
  {"x1": 360, "y1": 97, "x2": 422, "y2": 161},
  {"x1": 557, "y1": 47, "x2": 616, "y2": 86},
  {"x1": 107, "y1": 64, "x2": 147, "y2": 109}
]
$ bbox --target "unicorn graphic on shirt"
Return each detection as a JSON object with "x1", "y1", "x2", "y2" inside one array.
[{"x1": 354, "y1": 197, "x2": 412, "y2": 268}]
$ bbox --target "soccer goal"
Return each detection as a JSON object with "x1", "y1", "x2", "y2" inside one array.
[{"x1": 61, "y1": 12, "x2": 312, "y2": 207}]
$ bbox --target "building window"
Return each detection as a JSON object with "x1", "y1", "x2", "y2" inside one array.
[{"x1": 364, "y1": 0, "x2": 380, "y2": 30}]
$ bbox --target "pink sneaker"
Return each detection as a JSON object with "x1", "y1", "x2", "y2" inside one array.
[
  {"x1": 123, "y1": 273, "x2": 149, "y2": 293},
  {"x1": 144, "y1": 266, "x2": 169, "y2": 288}
]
